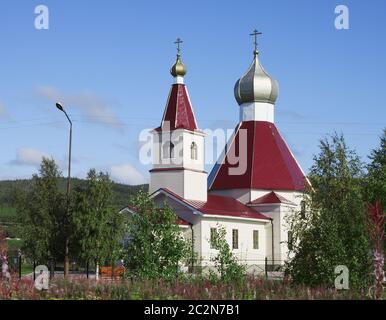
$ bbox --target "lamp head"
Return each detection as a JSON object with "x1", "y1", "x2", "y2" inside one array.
[{"x1": 56, "y1": 102, "x2": 64, "y2": 111}]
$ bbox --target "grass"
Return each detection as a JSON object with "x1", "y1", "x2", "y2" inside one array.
[
  {"x1": 21, "y1": 265, "x2": 33, "y2": 276},
  {"x1": 0, "y1": 206, "x2": 18, "y2": 225},
  {"x1": 6, "y1": 238, "x2": 22, "y2": 251},
  {"x1": 0, "y1": 277, "x2": 376, "y2": 300}
]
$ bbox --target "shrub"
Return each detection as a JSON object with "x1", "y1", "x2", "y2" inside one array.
[{"x1": 209, "y1": 225, "x2": 246, "y2": 284}]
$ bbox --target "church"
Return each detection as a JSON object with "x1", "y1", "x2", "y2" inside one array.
[{"x1": 123, "y1": 33, "x2": 309, "y2": 273}]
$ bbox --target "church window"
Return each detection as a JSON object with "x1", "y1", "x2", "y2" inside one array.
[
  {"x1": 170, "y1": 142, "x2": 175, "y2": 158},
  {"x1": 253, "y1": 230, "x2": 259, "y2": 249},
  {"x1": 191, "y1": 142, "x2": 198, "y2": 160},
  {"x1": 232, "y1": 229, "x2": 239, "y2": 249},
  {"x1": 163, "y1": 141, "x2": 175, "y2": 159}
]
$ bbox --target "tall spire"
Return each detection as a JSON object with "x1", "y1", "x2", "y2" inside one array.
[
  {"x1": 158, "y1": 38, "x2": 197, "y2": 132},
  {"x1": 170, "y1": 37, "x2": 187, "y2": 83}
]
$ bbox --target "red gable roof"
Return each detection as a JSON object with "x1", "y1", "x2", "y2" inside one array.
[
  {"x1": 209, "y1": 121, "x2": 307, "y2": 191},
  {"x1": 154, "y1": 188, "x2": 270, "y2": 221},
  {"x1": 249, "y1": 191, "x2": 296, "y2": 206},
  {"x1": 157, "y1": 84, "x2": 198, "y2": 131}
]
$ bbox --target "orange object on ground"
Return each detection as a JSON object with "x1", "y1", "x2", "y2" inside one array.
[{"x1": 100, "y1": 266, "x2": 125, "y2": 277}]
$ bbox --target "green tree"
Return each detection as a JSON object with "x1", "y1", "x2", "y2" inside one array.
[
  {"x1": 365, "y1": 129, "x2": 386, "y2": 209},
  {"x1": 16, "y1": 158, "x2": 66, "y2": 264},
  {"x1": 125, "y1": 190, "x2": 191, "y2": 280},
  {"x1": 72, "y1": 169, "x2": 124, "y2": 275},
  {"x1": 209, "y1": 225, "x2": 246, "y2": 283},
  {"x1": 286, "y1": 133, "x2": 372, "y2": 289},
  {"x1": 0, "y1": 227, "x2": 11, "y2": 280}
]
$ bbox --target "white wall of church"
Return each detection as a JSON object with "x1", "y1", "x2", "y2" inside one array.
[
  {"x1": 210, "y1": 189, "x2": 304, "y2": 264},
  {"x1": 150, "y1": 127, "x2": 207, "y2": 201},
  {"x1": 209, "y1": 188, "x2": 251, "y2": 204},
  {"x1": 150, "y1": 170, "x2": 207, "y2": 201},
  {"x1": 239, "y1": 102, "x2": 274, "y2": 123},
  {"x1": 251, "y1": 202, "x2": 299, "y2": 263},
  {"x1": 151, "y1": 129, "x2": 205, "y2": 171},
  {"x1": 183, "y1": 170, "x2": 207, "y2": 201},
  {"x1": 199, "y1": 217, "x2": 268, "y2": 269},
  {"x1": 181, "y1": 131, "x2": 205, "y2": 172},
  {"x1": 149, "y1": 171, "x2": 184, "y2": 196},
  {"x1": 253, "y1": 205, "x2": 283, "y2": 262}
]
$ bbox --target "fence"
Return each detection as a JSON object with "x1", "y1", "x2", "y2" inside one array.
[
  {"x1": 188, "y1": 257, "x2": 286, "y2": 279},
  {"x1": 5, "y1": 250, "x2": 22, "y2": 278},
  {"x1": 5, "y1": 251, "x2": 285, "y2": 280}
]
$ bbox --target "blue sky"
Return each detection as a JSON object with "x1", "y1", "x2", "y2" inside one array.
[{"x1": 0, "y1": 0, "x2": 385, "y2": 184}]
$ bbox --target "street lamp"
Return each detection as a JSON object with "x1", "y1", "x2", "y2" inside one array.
[{"x1": 56, "y1": 102, "x2": 72, "y2": 278}]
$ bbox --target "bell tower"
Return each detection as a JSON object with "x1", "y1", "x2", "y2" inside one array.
[{"x1": 149, "y1": 39, "x2": 207, "y2": 201}]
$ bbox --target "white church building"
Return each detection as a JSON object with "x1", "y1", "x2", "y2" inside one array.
[{"x1": 123, "y1": 35, "x2": 309, "y2": 273}]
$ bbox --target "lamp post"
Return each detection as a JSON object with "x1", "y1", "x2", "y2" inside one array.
[{"x1": 56, "y1": 102, "x2": 72, "y2": 278}]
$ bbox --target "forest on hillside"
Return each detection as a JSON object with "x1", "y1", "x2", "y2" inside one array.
[{"x1": 0, "y1": 178, "x2": 148, "y2": 238}]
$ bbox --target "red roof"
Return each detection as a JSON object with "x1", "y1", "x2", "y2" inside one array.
[
  {"x1": 209, "y1": 121, "x2": 307, "y2": 191},
  {"x1": 249, "y1": 191, "x2": 296, "y2": 206},
  {"x1": 157, "y1": 84, "x2": 198, "y2": 131},
  {"x1": 154, "y1": 188, "x2": 270, "y2": 221}
]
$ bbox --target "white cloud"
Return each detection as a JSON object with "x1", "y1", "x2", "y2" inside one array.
[
  {"x1": 277, "y1": 108, "x2": 307, "y2": 120},
  {"x1": 109, "y1": 163, "x2": 147, "y2": 185},
  {"x1": 34, "y1": 86, "x2": 124, "y2": 130},
  {"x1": 11, "y1": 148, "x2": 51, "y2": 166},
  {"x1": 0, "y1": 102, "x2": 8, "y2": 118}
]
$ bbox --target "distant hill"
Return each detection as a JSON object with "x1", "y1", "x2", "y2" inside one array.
[
  {"x1": 0, "y1": 178, "x2": 148, "y2": 209},
  {"x1": 0, "y1": 179, "x2": 148, "y2": 237}
]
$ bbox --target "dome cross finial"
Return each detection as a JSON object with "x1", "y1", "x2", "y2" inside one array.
[
  {"x1": 250, "y1": 29, "x2": 262, "y2": 56},
  {"x1": 174, "y1": 37, "x2": 183, "y2": 56},
  {"x1": 170, "y1": 37, "x2": 187, "y2": 80}
]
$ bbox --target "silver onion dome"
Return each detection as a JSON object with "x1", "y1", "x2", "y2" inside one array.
[{"x1": 234, "y1": 52, "x2": 279, "y2": 105}]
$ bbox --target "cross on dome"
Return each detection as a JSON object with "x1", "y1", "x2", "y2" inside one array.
[
  {"x1": 174, "y1": 38, "x2": 183, "y2": 56},
  {"x1": 250, "y1": 29, "x2": 262, "y2": 56}
]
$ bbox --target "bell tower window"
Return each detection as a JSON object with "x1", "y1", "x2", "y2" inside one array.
[
  {"x1": 191, "y1": 142, "x2": 198, "y2": 160},
  {"x1": 163, "y1": 142, "x2": 174, "y2": 159}
]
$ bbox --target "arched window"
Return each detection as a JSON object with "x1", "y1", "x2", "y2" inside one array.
[
  {"x1": 191, "y1": 142, "x2": 198, "y2": 160},
  {"x1": 163, "y1": 142, "x2": 174, "y2": 159},
  {"x1": 170, "y1": 142, "x2": 175, "y2": 158}
]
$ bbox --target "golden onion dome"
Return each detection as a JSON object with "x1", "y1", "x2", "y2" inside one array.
[{"x1": 170, "y1": 53, "x2": 187, "y2": 77}]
